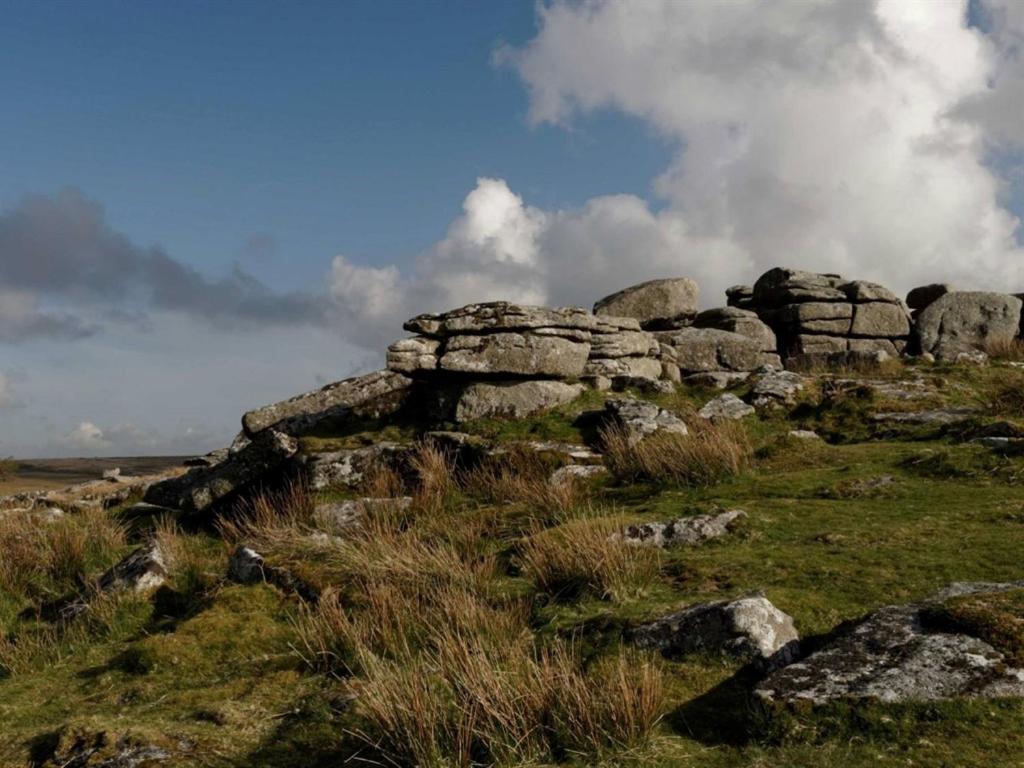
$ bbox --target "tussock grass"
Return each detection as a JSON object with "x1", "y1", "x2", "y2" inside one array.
[
  {"x1": 461, "y1": 444, "x2": 588, "y2": 518},
  {"x1": 984, "y1": 336, "x2": 1024, "y2": 362},
  {"x1": 600, "y1": 419, "x2": 750, "y2": 486},
  {"x1": 518, "y1": 514, "x2": 661, "y2": 601},
  {"x1": 983, "y1": 369, "x2": 1024, "y2": 418}
]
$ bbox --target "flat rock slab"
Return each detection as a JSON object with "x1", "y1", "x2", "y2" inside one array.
[
  {"x1": 439, "y1": 332, "x2": 590, "y2": 378},
  {"x1": 632, "y1": 595, "x2": 800, "y2": 671},
  {"x1": 870, "y1": 407, "x2": 978, "y2": 426},
  {"x1": 619, "y1": 509, "x2": 746, "y2": 547},
  {"x1": 698, "y1": 393, "x2": 755, "y2": 421},
  {"x1": 756, "y1": 588, "x2": 1024, "y2": 705},
  {"x1": 454, "y1": 380, "x2": 585, "y2": 422},
  {"x1": 405, "y1": 302, "x2": 596, "y2": 337},
  {"x1": 242, "y1": 369, "x2": 412, "y2": 436}
]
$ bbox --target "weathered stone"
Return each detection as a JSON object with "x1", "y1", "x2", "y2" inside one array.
[
  {"x1": 753, "y1": 268, "x2": 847, "y2": 307},
  {"x1": 386, "y1": 336, "x2": 440, "y2": 373},
  {"x1": 869, "y1": 407, "x2": 978, "y2": 426},
  {"x1": 228, "y1": 545, "x2": 266, "y2": 584},
  {"x1": 242, "y1": 369, "x2": 412, "y2": 436},
  {"x1": 439, "y1": 332, "x2": 589, "y2": 378},
  {"x1": 751, "y1": 370, "x2": 805, "y2": 407},
  {"x1": 698, "y1": 393, "x2": 755, "y2": 421},
  {"x1": 632, "y1": 595, "x2": 800, "y2": 670},
  {"x1": 593, "y1": 315, "x2": 643, "y2": 333},
  {"x1": 787, "y1": 334, "x2": 848, "y2": 355},
  {"x1": 916, "y1": 292, "x2": 1023, "y2": 357},
  {"x1": 789, "y1": 429, "x2": 821, "y2": 439},
  {"x1": 593, "y1": 278, "x2": 699, "y2": 329},
  {"x1": 299, "y1": 443, "x2": 413, "y2": 490},
  {"x1": 755, "y1": 585, "x2": 1024, "y2": 705},
  {"x1": 405, "y1": 302, "x2": 597, "y2": 337},
  {"x1": 726, "y1": 284, "x2": 755, "y2": 309},
  {"x1": 588, "y1": 329, "x2": 659, "y2": 358},
  {"x1": 693, "y1": 307, "x2": 777, "y2": 352},
  {"x1": 603, "y1": 398, "x2": 688, "y2": 444},
  {"x1": 850, "y1": 302, "x2": 910, "y2": 338},
  {"x1": 906, "y1": 283, "x2": 953, "y2": 311},
  {"x1": 619, "y1": 509, "x2": 746, "y2": 547},
  {"x1": 841, "y1": 280, "x2": 900, "y2": 304},
  {"x1": 97, "y1": 543, "x2": 167, "y2": 593},
  {"x1": 315, "y1": 497, "x2": 412, "y2": 531},
  {"x1": 550, "y1": 464, "x2": 609, "y2": 485},
  {"x1": 683, "y1": 371, "x2": 751, "y2": 389},
  {"x1": 454, "y1": 380, "x2": 585, "y2": 422},
  {"x1": 847, "y1": 338, "x2": 901, "y2": 356},
  {"x1": 144, "y1": 429, "x2": 298, "y2": 514},
  {"x1": 660, "y1": 328, "x2": 763, "y2": 373},
  {"x1": 583, "y1": 356, "x2": 663, "y2": 381},
  {"x1": 775, "y1": 302, "x2": 853, "y2": 335}
]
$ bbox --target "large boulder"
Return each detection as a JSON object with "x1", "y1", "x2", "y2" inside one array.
[
  {"x1": 454, "y1": 380, "x2": 585, "y2": 422},
  {"x1": 658, "y1": 328, "x2": 763, "y2": 373},
  {"x1": 242, "y1": 370, "x2": 412, "y2": 437},
  {"x1": 915, "y1": 291, "x2": 1023, "y2": 358},
  {"x1": 756, "y1": 583, "x2": 1024, "y2": 706},
  {"x1": 298, "y1": 442, "x2": 414, "y2": 490},
  {"x1": 438, "y1": 332, "x2": 589, "y2": 378},
  {"x1": 753, "y1": 268, "x2": 847, "y2": 307},
  {"x1": 693, "y1": 307, "x2": 777, "y2": 353},
  {"x1": 594, "y1": 278, "x2": 699, "y2": 330},
  {"x1": 632, "y1": 595, "x2": 800, "y2": 671},
  {"x1": 144, "y1": 429, "x2": 298, "y2": 514}
]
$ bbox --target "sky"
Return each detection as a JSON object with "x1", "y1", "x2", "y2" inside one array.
[{"x1": 1, "y1": 0, "x2": 1022, "y2": 458}]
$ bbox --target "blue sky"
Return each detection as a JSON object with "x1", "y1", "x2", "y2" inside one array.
[{"x1": 1, "y1": 0, "x2": 1021, "y2": 458}]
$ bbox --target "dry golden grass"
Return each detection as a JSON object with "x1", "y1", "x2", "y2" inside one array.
[
  {"x1": 461, "y1": 445, "x2": 588, "y2": 519},
  {"x1": 984, "y1": 336, "x2": 1024, "y2": 362},
  {"x1": 517, "y1": 514, "x2": 660, "y2": 602},
  {"x1": 983, "y1": 368, "x2": 1024, "y2": 418},
  {"x1": 600, "y1": 418, "x2": 750, "y2": 486}
]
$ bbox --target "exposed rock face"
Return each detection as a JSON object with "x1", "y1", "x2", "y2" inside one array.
[
  {"x1": 726, "y1": 284, "x2": 755, "y2": 309},
  {"x1": 299, "y1": 442, "x2": 413, "y2": 490},
  {"x1": 751, "y1": 369, "x2": 805, "y2": 408},
  {"x1": 454, "y1": 380, "x2": 585, "y2": 422},
  {"x1": 145, "y1": 430, "x2": 298, "y2": 514},
  {"x1": 405, "y1": 302, "x2": 596, "y2": 337},
  {"x1": 694, "y1": 307, "x2": 778, "y2": 354},
  {"x1": 593, "y1": 278, "x2": 699, "y2": 330},
  {"x1": 619, "y1": 509, "x2": 746, "y2": 547},
  {"x1": 658, "y1": 328, "x2": 763, "y2": 374},
  {"x1": 915, "y1": 292, "x2": 1023, "y2": 358},
  {"x1": 698, "y1": 393, "x2": 756, "y2": 421},
  {"x1": 602, "y1": 397, "x2": 688, "y2": 444},
  {"x1": 97, "y1": 543, "x2": 167, "y2": 593},
  {"x1": 756, "y1": 585, "x2": 1024, "y2": 705},
  {"x1": 632, "y1": 595, "x2": 800, "y2": 670},
  {"x1": 242, "y1": 370, "x2": 412, "y2": 437},
  {"x1": 584, "y1": 315, "x2": 665, "y2": 386},
  {"x1": 750, "y1": 268, "x2": 910, "y2": 363},
  {"x1": 439, "y1": 332, "x2": 589, "y2": 378},
  {"x1": 386, "y1": 336, "x2": 441, "y2": 374}
]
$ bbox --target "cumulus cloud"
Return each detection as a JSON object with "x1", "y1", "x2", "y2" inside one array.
[
  {"x1": 63, "y1": 421, "x2": 109, "y2": 452},
  {"x1": 329, "y1": 0, "x2": 1024, "y2": 350},
  {"x1": 0, "y1": 188, "x2": 329, "y2": 342}
]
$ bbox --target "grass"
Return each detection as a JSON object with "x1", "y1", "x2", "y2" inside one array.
[
  {"x1": 923, "y1": 588, "x2": 1024, "y2": 666},
  {"x1": 5, "y1": 368, "x2": 1024, "y2": 765}
]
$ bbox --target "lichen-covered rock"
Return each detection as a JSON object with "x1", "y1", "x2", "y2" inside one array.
[
  {"x1": 602, "y1": 397, "x2": 688, "y2": 444},
  {"x1": 438, "y1": 332, "x2": 590, "y2": 378},
  {"x1": 97, "y1": 543, "x2": 167, "y2": 593},
  {"x1": 751, "y1": 369, "x2": 805, "y2": 407},
  {"x1": 755, "y1": 585, "x2": 1024, "y2": 705},
  {"x1": 753, "y1": 268, "x2": 847, "y2": 306},
  {"x1": 693, "y1": 307, "x2": 778, "y2": 352},
  {"x1": 593, "y1": 278, "x2": 699, "y2": 329},
  {"x1": 405, "y1": 302, "x2": 597, "y2": 337},
  {"x1": 659, "y1": 328, "x2": 763, "y2": 373},
  {"x1": 242, "y1": 369, "x2": 412, "y2": 436},
  {"x1": 299, "y1": 442, "x2": 413, "y2": 490},
  {"x1": 869, "y1": 407, "x2": 978, "y2": 426},
  {"x1": 144, "y1": 429, "x2": 298, "y2": 514},
  {"x1": 583, "y1": 356, "x2": 663, "y2": 381},
  {"x1": 619, "y1": 509, "x2": 746, "y2": 547},
  {"x1": 683, "y1": 371, "x2": 752, "y2": 389},
  {"x1": 632, "y1": 595, "x2": 800, "y2": 670},
  {"x1": 850, "y1": 302, "x2": 910, "y2": 337},
  {"x1": 386, "y1": 336, "x2": 441, "y2": 373},
  {"x1": 698, "y1": 393, "x2": 755, "y2": 421},
  {"x1": 550, "y1": 464, "x2": 609, "y2": 485},
  {"x1": 228, "y1": 545, "x2": 266, "y2": 584},
  {"x1": 588, "y1": 328, "x2": 659, "y2": 358},
  {"x1": 454, "y1": 380, "x2": 585, "y2": 422},
  {"x1": 916, "y1": 292, "x2": 1023, "y2": 357}
]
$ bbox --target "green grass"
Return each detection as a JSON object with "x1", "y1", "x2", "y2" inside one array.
[{"x1": 5, "y1": 370, "x2": 1024, "y2": 766}]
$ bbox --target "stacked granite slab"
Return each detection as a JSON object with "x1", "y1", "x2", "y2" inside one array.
[
  {"x1": 583, "y1": 315, "x2": 663, "y2": 388},
  {"x1": 692, "y1": 307, "x2": 781, "y2": 368},
  {"x1": 750, "y1": 268, "x2": 911, "y2": 363},
  {"x1": 387, "y1": 302, "x2": 595, "y2": 421}
]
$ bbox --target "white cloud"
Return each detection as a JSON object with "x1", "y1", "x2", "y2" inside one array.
[
  {"x1": 63, "y1": 421, "x2": 109, "y2": 452},
  {"x1": 329, "y1": 0, "x2": 1024, "y2": 349}
]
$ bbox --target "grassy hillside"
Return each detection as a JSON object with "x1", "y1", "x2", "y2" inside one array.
[{"x1": 2, "y1": 362, "x2": 1024, "y2": 767}]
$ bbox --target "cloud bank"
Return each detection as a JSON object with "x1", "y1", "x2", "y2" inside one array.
[{"x1": 329, "y1": 0, "x2": 1024, "y2": 349}]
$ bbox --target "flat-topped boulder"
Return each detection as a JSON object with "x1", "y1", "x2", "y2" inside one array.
[
  {"x1": 915, "y1": 292, "x2": 1022, "y2": 358},
  {"x1": 658, "y1": 327, "x2": 763, "y2": 374},
  {"x1": 242, "y1": 369, "x2": 412, "y2": 436},
  {"x1": 453, "y1": 380, "x2": 585, "y2": 422},
  {"x1": 593, "y1": 278, "x2": 699, "y2": 330},
  {"x1": 404, "y1": 301, "x2": 596, "y2": 337},
  {"x1": 438, "y1": 331, "x2": 589, "y2": 378}
]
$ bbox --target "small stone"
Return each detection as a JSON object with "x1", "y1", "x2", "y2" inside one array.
[
  {"x1": 228, "y1": 545, "x2": 266, "y2": 584},
  {"x1": 698, "y1": 393, "x2": 755, "y2": 421},
  {"x1": 619, "y1": 509, "x2": 746, "y2": 547},
  {"x1": 603, "y1": 398, "x2": 689, "y2": 444},
  {"x1": 550, "y1": 464, "x2": 609, "y2": 485},
  {"x1": 788, "y1": 429, "x2": 820, "y2": 440}
]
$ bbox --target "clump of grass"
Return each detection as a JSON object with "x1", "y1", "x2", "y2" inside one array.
[
  {"x1": 983, "y1": 369, "x2": 1024, "y2": 418},
  {"x1": 517, "y1": 515, "x2": 660, "y2": 602},
  {"x1": 901, "y1": 446, "x2": 1024, "y2": 484},
  {"x1": 984, "y1": 336, "x2": 1024, "y2": 362},
  {"x1": 600, "y1": 419, "x2": 750, "y2": 486},
  {"x1": 409, "y1": 441, "x2": 460, "y2": 515},
  {"x1": 922, "y1": 588, "x2": 1024, "y2": 666},
  {"x1": 461, "y1": 445, "x2": 587, "y2": 518}
]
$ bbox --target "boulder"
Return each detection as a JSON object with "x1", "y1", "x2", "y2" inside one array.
[
  {"x1": 97, "y1": 543, "x2": 167, "y2": 593},
  {"x1": 242, "y1": 369, "x2": 412, "y2": 437},
  {"x1": 602, "y1": 398, "x2": 688, "y2": 444},
  {"x1": 751, "y1": 370, "x2": 805, "y2": 407},
  {"x1": 386, "y1": 336, "x2": 440, "y2": 374},
  {"x1": 619, "y1": 509, "x2": 746, "y2": 547},
  {"x1": 693, "y1": 307, "x2": 777, "y2": 352},
  {"x1": 756, "y1": 584, "x2": 1024, "y2": 705},
  {"x1": 144, "y1": 429, "x2": 298, "y2": 514},
  {"x1": 698, "y1": 393, "x2": 755, "y2": 421},
  {"x1": 589, "y1": 328, "x2": 659, "y2": 358},
  {"x1": 842, "y1": 280, "x2": 901, "y2": 304},
  {"x1": 906, "y1": 283, "x2": 953, "y2": 312},
  {"x1": 659, "y1": 328, "x2": 763, "y2": 373},
  {"x1": 774, "y1": 302, "x2": 853, "y2": 334},
  {"x1": 753, "y1": 268, "x2": 847, "y2": 307},
  {"x1": 683, "y1": 371, "x2": 752, "y2": 389},
  {"x1": 850, "y1": 302, "x2": 910, "y2": 338},
  {"x1": 550, "y1": 464, "x2": 609, "y2": 485},
  {"x1": 916, "y1": 292, "x2": 1023, "y2": 357},
  {"x1": 454, "y1": 380, "x2": 585, "y2": 422},
  {"x1": 299, "y1": 442, "x2": 414, "y2": 490},
  {"x1": 438, "y1": 332, "x2": 589, "y2": 378},
  {"x1": 593, "y1": 278, "x2": 699, "y2": 330},
  {"x1": 228, "y1": 545, "x2": 266, "y2": 584},
  {"x1": 583, "y1": 356, "x2": 663, "y2": 381},
  {"x1": 726, "y1": 284, "x2": 755, "y2": 309},
  {"x1": 315, "y1": 497, "x2": 412, "y2": 531},
  {"x1": 405, "y1": 302, "x2": 596, "y2": 337},
  {"x1": 632, "y1": 595, "x2": 800, "y2": 671}
]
